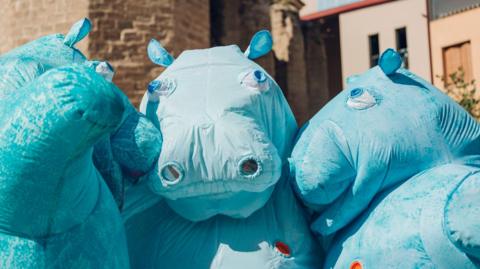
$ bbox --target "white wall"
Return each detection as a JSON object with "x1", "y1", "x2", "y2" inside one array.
[
  {"x1": 339, "y1": 0, "x2": 431, "y2": 86},
  {"x1": 430, "y1": 7, "x2": 480, "y2": 89}
]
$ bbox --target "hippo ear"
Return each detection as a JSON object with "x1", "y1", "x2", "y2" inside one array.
[
  {"x1": 244, "y1": 30, "x2": 273, "y2": 60},
  {"x1": 378, "y1": 48, "x2": 403, "y2": 75},
  {"x1": 147, "y1": 39, "x2": 174, "y2": 67},
  {"x1": 64, "y1": 18, "x2": 92, "y2": 47}
]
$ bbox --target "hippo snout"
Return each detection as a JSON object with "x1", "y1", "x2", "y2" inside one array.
[{"x1": 148, "y1": 124, "x2": 283, "y2": 221}]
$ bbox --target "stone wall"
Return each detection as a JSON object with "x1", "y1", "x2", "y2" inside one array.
[
  {"x1": 0, "y1": 0, "x2": 89, "y2": 54},
  {"x1": 271, "y1": 1, "x2": 310, "y2": 123},
  {"x1": 0, "y1": 0, "x2": 210, "y2": 106},
  {"x1": 88, "y1": 0, "x2": 210, "y2": 105},
  {"x1": 1, "y1": 0, "x2": 330, "y2": 122},
  {"x1": 303, "y1": 17, "x2": 343, "y2": 116}
]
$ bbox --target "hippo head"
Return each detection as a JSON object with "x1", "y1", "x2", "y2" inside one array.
[
  {"x1": 139, "y1": 31, "x2": 297, "y2": 221},
  {"x1": 290, "y1": 49, "x2": 480, "y2": 237},
  {"x1": 0, "y1": 19, "x2": 160, "y2": 238},
  {"x1": 0, "y1": 18, "x2": 90, "y2": 70},
  {"x1": 0, "y1": 18, "x2": 120, "y2": 96},
  {"x1": 0, "y1": 18, "x2": 129, "y2": 236}
]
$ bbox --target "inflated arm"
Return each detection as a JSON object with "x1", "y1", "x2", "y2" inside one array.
[{"x1": 445, "y1": 171, "x2": 480, "y2": 261}]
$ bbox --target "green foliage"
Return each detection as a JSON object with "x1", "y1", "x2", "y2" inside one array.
[{"x1": 438, "y1": 67, "x2": 480, "y2": 119}]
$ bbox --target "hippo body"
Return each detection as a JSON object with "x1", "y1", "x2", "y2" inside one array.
[
  {"x1": 0, "y1": 19, "x2": 131, "y2": 268},
  {"x1": 290, "y1": 49, "x2": 480, "y2": 268},
  {"x1": 122, "y1": 33, "x2": 321, "y2": 268},
  {"x1": 124, "y1": 174, "x2": 319, "y2": 269},
  {"x1": 326, "y1": 163, "x2": 480, "y2": 269}
]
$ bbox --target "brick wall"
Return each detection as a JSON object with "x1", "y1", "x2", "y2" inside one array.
[
  {"x1": 1, "y1": 0, "x2": 210, "y2": 106},
  {"x1": 88, "y1": 0, "x2": 210, "y2": 105},
  {"x1": 173, "y1": 0, "x2": 211, "y2": 53},
  {"x1": 88, "y1": 0, "x2": 173, "y2": 105},
  {"x1": 0, "y1": 0, "x2": 89, "y2": 54},
  {"x1": 1, "y1": 0, "x2": 327, "y2": 122}
]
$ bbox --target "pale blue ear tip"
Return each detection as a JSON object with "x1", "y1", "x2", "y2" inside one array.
[
  {"x1": 148, "y1": 38, "x2": 160, "y2": 49},
  {"x1": 80, "y1": 18, "x2": 92, "y2": 30},
  {"x1": 379, "y1": 48, "x2": 402, "y2": 75},
  {"x1": 147, "y1": 39, "x2": 174, "y2": 67},
  {"x1": 246, "y1": 30, "x2": 273, "y2": 59},
  {"x1": 64, "y1": 18, "x2": 92, "y2": 47},
  {"x1": 255, "y1": 30, "x2": 273, "y2": 43}
]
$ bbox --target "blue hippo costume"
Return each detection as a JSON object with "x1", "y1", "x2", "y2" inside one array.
[
  {"x1": 290, "y1": 49, "x2": 480, "y2": 268},
  {"x1": 0, "y1": 18, "x2": 161, "y2": 268},
  {"x1": 119, "y1": 31, "x2": 322, "y2": 268}
]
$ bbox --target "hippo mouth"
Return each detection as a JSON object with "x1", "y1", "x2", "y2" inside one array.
[{"x1": 163, "y1": 182, "x2": 278, "y2": 221}]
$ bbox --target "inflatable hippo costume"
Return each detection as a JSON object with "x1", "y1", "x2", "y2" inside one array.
[
  {"x1": 0, "y1": 18, "x2": 160, "y2": 268},
  {"x1": 290, "y1": 49, "x2": 480, "y2": 268},
  {"x1": 121, "y1": 31, "x2": 322, "y2": 268}
]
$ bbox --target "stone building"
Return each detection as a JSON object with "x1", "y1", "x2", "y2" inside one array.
[
  {"x1": 0, "y1": 0, "x2": 328, "y2": 124},
  {"x1": 0, "y1": 0, "x2": 210, "y2": 108}
]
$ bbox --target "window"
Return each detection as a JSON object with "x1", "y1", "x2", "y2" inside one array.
[
  {"x1": 443, "y1": 41, "x2": 473, "y2": 83},
  {"x1": 369, "y1": 34, "x2": 379, "y2": 67},
  {"x1": 396, "y1": 27, "x2": 408, "y2": 68}
]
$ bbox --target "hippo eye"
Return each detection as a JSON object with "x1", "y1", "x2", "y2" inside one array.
[
  {"x1": 346, "y1": 88, "x2": 376, "y2": 110},
  {"x1": 160, "y1": 162, "x2": 184, "y2": 186},
  {"x1": 239, "y1": 69, "x2": 270, "y2": 92},
  {"x1": 147, "y1": 77, "x2": 176, "y2": 101},
  {"x1": 238, "y1": 156, "x2": 262, "y2": 178}
]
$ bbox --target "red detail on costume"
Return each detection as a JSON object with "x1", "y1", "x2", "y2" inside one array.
[
  {"x1": 350, "y1": 260, "x2": 363, "y2": 269},
  {"x1": 275, "y1": 241, "x2": 291, "y2": 257}
]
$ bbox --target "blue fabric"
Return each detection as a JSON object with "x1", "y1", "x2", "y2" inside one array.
[
  {"x1": 290, "y1": 49, "x2": 480, "y2": 268},
  {"x1": 63, "y1": 18, "x2": 92, "y2": 47},
  {"x1": 0, "y1": 19, "x2": 130, "y2": 268},
  {"x1": 141, "y1": 43, "x2": 297, "y2": 221},
  {"x1": 244, "y1": 30, "x2": 273, "y2": 60},
  {"x1": 93, "y1": 107, "x2": 163, "y2": 208},
  {"x1": 123, "y1": 32, "x2": 322, "y2": 268},
  {"x1": 147, "y1": 39, "x2": 174, "y2": 67},
  {"x1": 378, "y1": 48, "x2": 402, "y2": 75}
]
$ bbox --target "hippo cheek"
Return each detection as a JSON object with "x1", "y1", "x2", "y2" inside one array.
[{"x1": 290, "y1": 120, "x2": 355, "y2": 206}]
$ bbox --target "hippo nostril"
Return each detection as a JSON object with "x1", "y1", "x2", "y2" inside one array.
[
  {"x1": 160, "y1": 162, "x2": 184, "y2": 185},
  {"x1": 242, "y1": 160, "x2": 258, "y2": 174},
  {"x1": 239, "y1": 157, "x2": 262, "y2": 178}
]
